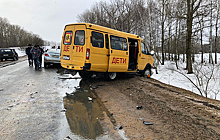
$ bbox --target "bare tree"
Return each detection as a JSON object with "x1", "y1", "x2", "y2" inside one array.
[
  {"x1": 0, "y1": 17, "x2": 46, "y2": 47},
  {"x1": 168, "y1": 62, "x2": 220, "y2": 98},
  {"x1": 214, "y1": 0, "x2": 219, "y2": 64},
  {"x1": 186, "y1": 0, "x2": 202, "y2": 74}
]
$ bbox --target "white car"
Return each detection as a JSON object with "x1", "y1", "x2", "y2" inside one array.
[{"x1": 44, "y1": 49, "x2": 60, "y2": 68}]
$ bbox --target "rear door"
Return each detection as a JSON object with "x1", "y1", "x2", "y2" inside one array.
[
  {"x1": 108, "y1": 35, "x2": 129, "y2": 72},
  {"x1": 61, "y1": 24, "x2": 86, "y2": 69}
]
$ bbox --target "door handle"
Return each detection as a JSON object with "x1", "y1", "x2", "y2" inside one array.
[
  {"x1": 126, "y1": 52, "x2": 128, "y2": 55},
  {"x1": 73, "y1": 46, "x2": 74, "y2": 49},
  {"x1": 111, "y1": 50, "x2": 113, "y2": 53}
]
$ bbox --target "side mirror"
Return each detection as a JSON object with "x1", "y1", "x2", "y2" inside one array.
[{"x1": 150, "y1": 51, "x2": 154, "y2": 56}]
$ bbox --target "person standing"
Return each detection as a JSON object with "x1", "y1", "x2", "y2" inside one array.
[
  {"x1": 37, "y1": 45, "x2": 44, "y2": 68},
  {"x1": 25, "y1": 44, "x2": 33, "y2": 66},
  {"x1": 30, "y1": 45, "x2": 41, "y2": 70}
]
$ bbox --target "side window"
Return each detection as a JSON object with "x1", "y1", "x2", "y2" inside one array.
[
  {"x1": 64, "y1": 31, "x2": 73, "y2": 45},
  {"x1": 74, "y1": 30, "x2": 85, "y2": 45},
  {"x1": 105, "y1": 34, "x2": 109, "y2": 49},
  {"x1": 91, "y1": 31, "x2": 104, "y2": 48},
  {"x1": 141, "y1": 42, "x2": 148, "y2": 54},
  {"x1": 110, "y1": 36, "x2": 128, "y2": 51}
]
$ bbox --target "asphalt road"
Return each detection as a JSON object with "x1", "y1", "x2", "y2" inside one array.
[
  {"x1": 0, "y1": 58, "x2": 84, "y2": 140},
  {"x1": 0, "y1": 58, "x2": 121, "y2": 140}
]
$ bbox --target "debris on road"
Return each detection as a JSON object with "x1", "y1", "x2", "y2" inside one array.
[
  {"x1": 114, "y1": 124, "x2": 123, "y2": 130},
  {"x1": 88, "y1": 97, "x2": 93, "y2": 102},
  {"x1": 143, "y1": 121, "x2": 153, "y2": 125},
  {"x1": 66, "y1": 92, "x2": 74, "y2": 98},
  {"x1": 74, "y1": 86, "x2": 81, "y2": 90},
  {"x1": 61, "y1": 109, "x2": 66, "y2": 112},
  {"x1": 64, "y1": 136, "x2": 72, "y2": 140},
  {"x1": 136, "y1": 106, "x2": 143, "y2": 110}
]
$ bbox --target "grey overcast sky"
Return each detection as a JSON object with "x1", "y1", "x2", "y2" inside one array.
[{"x1": 0, "y1": 0, "x2": 102, "y2": 44}]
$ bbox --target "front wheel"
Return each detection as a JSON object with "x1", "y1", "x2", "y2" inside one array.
[
  {"x1": 143, "y1": 68, "x2": 151, "y2": 78},
  {"x1": 104, "y1": 72, "x2": 117, "y2": 80}
]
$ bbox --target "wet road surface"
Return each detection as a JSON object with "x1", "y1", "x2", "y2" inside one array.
[{"x1": 0, "y1": 59, "x2": 116, "y2": 140}]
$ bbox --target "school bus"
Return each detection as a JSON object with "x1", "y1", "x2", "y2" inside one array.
[{"x1": 60, "y1": 23, "x2": 154, "y2": 80}]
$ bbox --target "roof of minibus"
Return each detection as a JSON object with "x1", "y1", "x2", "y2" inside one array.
[{"x1": 65, "y1": 23, "x2": 144, "y2": 41}]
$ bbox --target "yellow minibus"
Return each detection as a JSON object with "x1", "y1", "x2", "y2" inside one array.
[{"x1": 60, "y1": 23, "x2": 154, "y2": 80}]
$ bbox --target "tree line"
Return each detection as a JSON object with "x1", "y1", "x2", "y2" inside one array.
[
  {"x1": 0, "y1": 17, "x2": 45, "y2": 48},
  {"x1": 77, "y1": 0, "x2": 220, "y2": 74}
]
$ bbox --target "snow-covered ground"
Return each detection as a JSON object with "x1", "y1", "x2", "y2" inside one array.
[
  {"x1": 10, "y1": 47, "x2": 26, "y2": 57},
  {"x1": 152, "y1": 53, "x2": 220, "y2": 101}
]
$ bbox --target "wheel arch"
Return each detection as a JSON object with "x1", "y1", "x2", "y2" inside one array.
[{"x1": 144, "y1": 63, "x2": 152, "y2": 71}]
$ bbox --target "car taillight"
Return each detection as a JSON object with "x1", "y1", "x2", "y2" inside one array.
[
  {"x1": 86, "y1": 49, "x2": 90, "y2": 60},
  {"x1": 10, "y1": 54, "x2": 12, "y2": 56},
  {"x1": 45, "y1": 53, "x2": 49, "y2": 57}
]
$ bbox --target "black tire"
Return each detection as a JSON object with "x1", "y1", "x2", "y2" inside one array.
[
  {"x1": 13, "y1": 56, "x2": 17, "y2": 61},
  {"x1": 44, "y1": 63, "x2": 49, "y2": 68},
  {"x1": 143, "y1": 68, "x2": 151, "y2": 78},
  {"x1": 104, "y1": 72, "x2": 117, "y2": 80},
  {"x1": 79, "y1": 71, "x2": 93, "y2": 79},
  {"x1": 69, "y1": 70, "x2": 77, "y2": 76}
]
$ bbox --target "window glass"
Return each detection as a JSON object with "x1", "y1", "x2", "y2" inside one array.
[
  {"x1": 64, "y1": 31, "x2": 73, "y2": 45},
  {"x1": 105, "y1": 34, "x2": 109, "y2": 49},
  {"x1": 110, "y1": 36, "x2": 127, "y2": 51},
  {"x1": 74, "y1": 30, "x2": 85, "y2": 45},
  {"x1": 91, "y1": 31, "x2": 104, "y2": 48},
  {"x1": 141, "y1": 42, "x2": 148, "y2": 54}
]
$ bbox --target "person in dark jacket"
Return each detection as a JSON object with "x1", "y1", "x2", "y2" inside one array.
[
  {"x1": 37, "y1": 45, "x2": 44, "y2": 68},
  {"x1": 25, "y1": 44, "x2": 33, "y2": 66},
  {"x1": 30, "y1": 45, "x2": 41, "y2": 70}
]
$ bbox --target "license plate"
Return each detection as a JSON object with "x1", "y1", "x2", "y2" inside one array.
[
  {"x1": 3, "y1": 54, "x2": 8, "y2": 56},
  {"x1": 63, "y1": 56, "x2": 70, "y2": 60}
]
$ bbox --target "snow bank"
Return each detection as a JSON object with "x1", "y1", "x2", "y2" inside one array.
[
  {"x1": 9, "y1": 47, "x2": 26, "y2": 57},
  {"x1": 152, "y1": 53, "x2": 220, "y2": 101}
]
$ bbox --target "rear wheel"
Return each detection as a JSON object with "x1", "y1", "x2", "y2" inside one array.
[
  {"x1": 69, "y1": 70, "x2": 77, "y2": 76},
  {"x1": 13, "y1": 56, "x2": 18, "y2": 61},
  {"x1": 104, "y1": 72, "x2": 117, "y2": 80},
  {"x1": 79, "y1": 71, "x2": 93, "y2": 79},
  {"x1": 44, "y1": 63, "x2": 49, "y2": 68}
]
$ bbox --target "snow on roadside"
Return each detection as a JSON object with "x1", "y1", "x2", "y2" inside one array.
[
  {"x1": 10, "y1": 47, "x2": 26, "y2": 57},
  {"x1": 9, "y1": 46, "x2": 54, "y2": 57},
  {"x1": 152, "y1": 53, "x2": 220, "y2": 101},
  {"x1": 57, "y1": 73, "x2": 81, "y2": 97}
]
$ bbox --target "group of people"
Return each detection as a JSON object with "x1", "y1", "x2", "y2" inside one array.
[{"x1": 25, "y1": 44, "x2": 44, "y2": 71}]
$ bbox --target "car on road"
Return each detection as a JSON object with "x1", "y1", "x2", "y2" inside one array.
[
  {"x1": 44, "y1": 49, "x2": 61, "y2": 68},
  {"x1": 0, "y1": 49, "x2": 18, "y2": 61}
]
